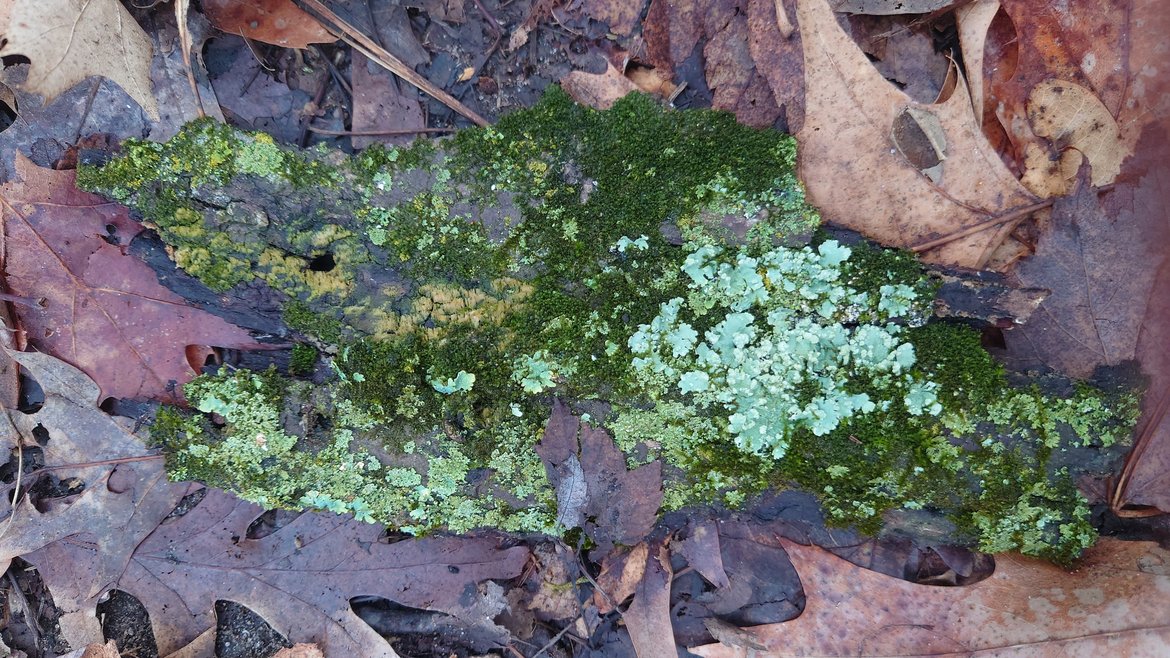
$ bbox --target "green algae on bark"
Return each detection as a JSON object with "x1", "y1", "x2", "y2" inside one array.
[{"x1": 79, "y1": 90, "x2": 1138, "y2": 562}]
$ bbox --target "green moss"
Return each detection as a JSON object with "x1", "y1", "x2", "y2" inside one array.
[
  {"x1": 289, "y1": 344, "x2": 318, "y2": 375},
  {"x1": 82, "y1": 90, "x2": 1138, "y2": 560}
]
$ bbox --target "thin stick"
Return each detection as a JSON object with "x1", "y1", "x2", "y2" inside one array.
[
  {"x1": 297, "y1": 0, "x2": 489, "y2": 126},
  {"x1": 306, "y1": 125, "x2": 454, "y2": 137},
  {"x1": 910, "y1": 198, "x2": 1054, "y2": 253},
  {"x1": 175, "y1": 0, "x2": 206, "y2": 119}
]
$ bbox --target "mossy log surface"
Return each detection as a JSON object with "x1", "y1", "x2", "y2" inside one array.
[{"x1": 79, "y1": 90, "x2": 1138, "y2": 561}]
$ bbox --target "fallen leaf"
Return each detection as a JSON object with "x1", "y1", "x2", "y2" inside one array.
[
  {"x1": 676, "y1": 521, "x2": 730, "y2": 589},
  {"x1": 119, "y1": 488, "x2": 528, "y2": 656},
  {"x1": 0, "y1": 155, "x2": 262, "y2": 403},
  {"x1": 831, "y1": 0, "x2": 959, "y2": 13},
  {"x1": 592, "y1": 542, "x2": 648, "y2": 613},
  {"x1": 691, "y1": 537, "x2": 1170, "y2": 656},
  {"x1": 60, "y1": 641, "x2": 120, "y2": 658},
  {"x1": 999, "y1": 165, "x2": 1163, "y2": 379},
  {"x1": 0, "y1": 351, "x2": 188, "y2": 651},
  {"x1": 970, "y1": 0, "x2": 1169, "y2": 185},
  {"x1": 560, "y1": 62, "x2": 641, "y2": 110},
  {"x1": 0, "y1": 0, "x2": 158, "y2": 120},
  {"x1": 624, "y1": 540, "x2": 676, "y2": 658},
  {"x1": 350, "y1": 52, "x2": 424, "y2": 149},
  {"x1": 794, "y1": 0, "x2": 1039, "y2": 268},
  {"x1": 273, "y1": 645, "x2": 325, "y2": 658},
  {"x1": 200, "y1": 0, "x2": 335, "y2": 49},
  {"x1": 1022, "y1": 79, "x2": 1125, "y2": 194},
  {"x1": 536, "y1": 401, "x2": 663, "y2": 549},
  {"x1": 575, "y1": 0, "x2": 648, "y2": 36}
]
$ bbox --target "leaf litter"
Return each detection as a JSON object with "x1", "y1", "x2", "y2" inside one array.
[{"x1": 0, "y1": 0, "x2": 1168, "y2": 656}]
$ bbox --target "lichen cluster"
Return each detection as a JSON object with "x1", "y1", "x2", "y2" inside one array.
[{"x1": 79, "y1": 90, "x2": 1138, "y2": 562}]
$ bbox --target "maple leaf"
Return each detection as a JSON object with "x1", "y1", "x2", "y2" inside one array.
[
  {"x1": 0, "y1": 155, "x2": 262, "y2": 404},
  {"x1": 0, "y1": 352, "x2": 530, "y2": 656},
  {"x1": 691, "y1": 536, "x2": 1170, "y2": 656},
  {"x1": 794, "y1": 0, "x2": 1038, "y2": 269},
  {"x1": 0, "y1": 0, "x2": 158, "y2": 119},
  {"x1": 535, "y1": 400, "x2": 663, "y2": 550}
]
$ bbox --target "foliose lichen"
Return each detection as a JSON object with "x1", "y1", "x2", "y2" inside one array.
[{"x1": 80, "y1": 89, "x2": 1138, "y2": 562}]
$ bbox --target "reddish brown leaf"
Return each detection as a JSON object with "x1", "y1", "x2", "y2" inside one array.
[
  {"x1": 692, "y1": 537, "x2": 1170, "y2": 656},
  {"x1": 0, "y1": 155, "x2": 262, "y2": 403},
  {"x1": 575, "y1": 0, "x2": 649, "y2": 36},
  {"x1": 535, "y1": 401, "x2": 663, "y2": 549},
  {"x1": 746, "y1": 0, "x2": 805, "y2": 132},
  {"x1": 201, "y1": 0, "x2": 335, "y2": 49},
  {"x1": 118, "y1": 488, "x2": 528, "y2": 656},
  {"x1": 0, "y1": 351, "x2": 189, "y2": 649},
  {"x1": 593, "y1": 542, "x2": 649, "y2": 613}
]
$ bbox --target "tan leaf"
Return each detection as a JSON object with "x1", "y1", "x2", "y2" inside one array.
[
  {"x1": 692, "y1": 537, "x2": 1170, "y2": 656},
  {"x1": 794, "y1": 0, "x2": 1038, "y2": 269},
  {"x1": 0, "y1": 0, "x2": 158, "y2": 119},
  {"x1": 1025, "y1": 79, "x2": 1125, "y2": 191},
  {"x1": 560, "y1": 62, "x2": 641, "y2": 110}
]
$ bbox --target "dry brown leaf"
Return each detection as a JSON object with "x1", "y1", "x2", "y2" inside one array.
[
  {"x1": 955, "y1": 0, "x2": 1000, "y2": 127},
  {"x1": 1024, "y1": 79, "x2": 1125, "y2": 193},
  {"x1": 692, "y1": 537, "x2": 1170, "y2": 656},
  {"x1": 201, "y1": 0, "x2": 335, "y2": 49},
  {"x1": 592, "y1": 542, "x2": 649, "y2": 613},
  {"x1": 794, "y1": 0, "x2": 1038, "y2": 268},
  {"x1": 831, "y1": 0, "x2": 959, "y2": 13},
  {"x1": 576, "y1": 0, "x2": 649, "y2": 36},
  {"x1": 272, "y1": 643, "x2": 325, "y2": 658},
  {"x1": 350, "y1": 52, "x2": 424, "y2": 149},
  {"x1": 624, "y1": 540, "x2": 676, "y2": 658},
  {"x1": 0, "y1": 0, "x2": 158, "y2": 119},
  {"x1": 560, "y1": 62, "x2": 641, "y2": 110},
  {"x1": 0, "y1": 155, "x2": 262, "y2": 403}
]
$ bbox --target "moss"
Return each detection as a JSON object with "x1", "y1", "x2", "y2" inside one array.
[
  {"x1": 289, "y1": 344, "x2": 318, "y2": 375},
  {"x1": 82, "y1": 90, "x2": 1138, "y2": 560}
]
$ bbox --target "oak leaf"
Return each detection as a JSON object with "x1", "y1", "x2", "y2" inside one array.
[
  {"x1": 794, "y1": 0, "x2": 1038, "y2": 269},
  {"x1": 201, "y1": 0, "x2": 335, "y2": 49},
  {"x1": 692, "y1": 536, "x2": 1170, "y2": 656},
  {"x1": 0, "y1": 155, "x2": 262, "y2": 404}
]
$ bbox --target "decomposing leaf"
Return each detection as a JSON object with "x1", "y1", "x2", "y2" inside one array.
[
  {"x1": 1022, "y1": 79, "x2": 1125, "y2": 195},
  {"x1": 0, "y1": 0, "x2": 159, "y2": 119},
  {"x1": 560, "y1": 62, "x2": 641, "y2": 110},
  {"x1": 0, "y1": 354, "x2": 531, "y2": 656},
  {"x1": 967, "y1": 0, "x2": 1168, "y2": 188},
  {"x1": 350, "y1": 52, "x2": 424, "y2": 149},
  {"x1": 624, "y1": 540, "x2": 676, "y2": 658},
  {"x1": 0, "y1": 351, "x2": 188, "y2": 651},
  {"x1": 593, "y1": 542, "x2": 649, "y2": 613},
  {"x1": 691, "y1": 537, "x2": 1170, "y2": 656},
  {"x1": 536, "y1": 400, "x2": 663, "y2": 549},
  {"x1": 1000, "y1": 165, "x2": 1163, "y2": 379},
  {"x1": 273, "y1": 645, "x2": 325, "y2": 658},
  {"x1": 642, "y1": 0, "x2": 803, "y2": 130},
  {"x1": 200, "y1": 0, "x2": 335, "y2": 49},
  {"x1": 1103, "y1": 125, "x2": 1170, "y2": 513},
  {"x1": 795, "y1": 0, "x2": 1039, "y2": 269},
  {"x1": 830, "y1": 0, "x2": 959, "y2": 13},
  {"x1": 0, "y1": 155, "x2": 263, "y2": 403},
  {"x1": 676, "y1": 521, "x2": 730, "y2": 589},
  {"x1": 575, "y1": 0, "x2": 649, "y2": 36},
  {"x1": 118, "y1": 488, "x2": 528, "y2": 656}
]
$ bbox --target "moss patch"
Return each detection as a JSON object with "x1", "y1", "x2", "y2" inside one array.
[{"x1": 84, "y1": 90, "x2": 1138, "y2": 562}]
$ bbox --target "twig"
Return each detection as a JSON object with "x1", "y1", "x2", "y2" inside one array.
[
  {"x1": 910, "y1": 183, "x2": 1117, "y2": 253},
  {"x1": 315, "y1": 45, "x2": 353, "y2": 98},
  {"x1": 297, "y1": 0, "x2": 489, "y2": 126},
  {"x1": 174, "y1": 0, "x2": 206, "y2": 119},
  {"x1": 306, "y1": 125, "x2": 454, "y2": 137},
  {"x1": 532, "y1": 620, "x2": 575, "y2": 658},
  {"x1": 909, "y1": 198, "x2": 1054, "y2": 253}
]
